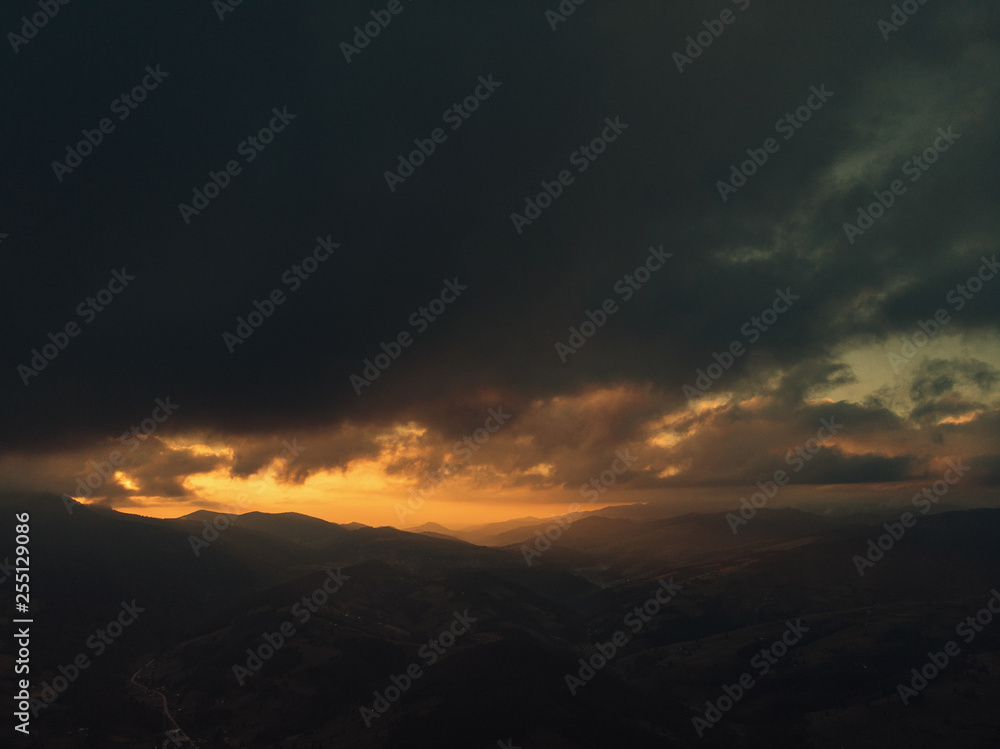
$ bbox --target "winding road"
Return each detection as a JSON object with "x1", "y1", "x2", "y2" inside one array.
[{"x1": 129, "y1": 661, "x2": 194, "y2": 746}]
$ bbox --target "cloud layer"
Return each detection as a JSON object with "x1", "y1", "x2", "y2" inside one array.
[{"x1": 1, "y1": 1, "x2": 997, "y2": 519}]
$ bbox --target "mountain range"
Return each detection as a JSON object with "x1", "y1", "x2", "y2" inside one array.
[{"x1": 2, "y1": 492, "x2": 999, "y2": 748}]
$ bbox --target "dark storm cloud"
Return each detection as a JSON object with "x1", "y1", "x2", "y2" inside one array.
[
  {"x1": 969, "y1": 454, "x2": 1000, "y2": 486},
  {"x1": 909, "y1": 357, "x2": 999, "y2": 401},
  {"x1": 905, "y1": 357, "x2": 998, "y2": 425},
  {"x1": 1, "y1": 0, "x2": 998, "y2": 477},
  {"x1": 637, "y1": 397, "x2": 917, "y2": 489},
  {"x1": 122, "y1": 439, "x2": 225, "y2": 496},
  {"x1": 910, "y1": 395, "x2": 986, "y2": 423},
  {"x1": 790, "y1": 446, "x2": 917, "y2": 485}
]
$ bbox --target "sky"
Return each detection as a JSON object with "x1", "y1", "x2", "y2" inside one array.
[{"x1": 1, "y1": 1, "x2": 998, "y2": 528}]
